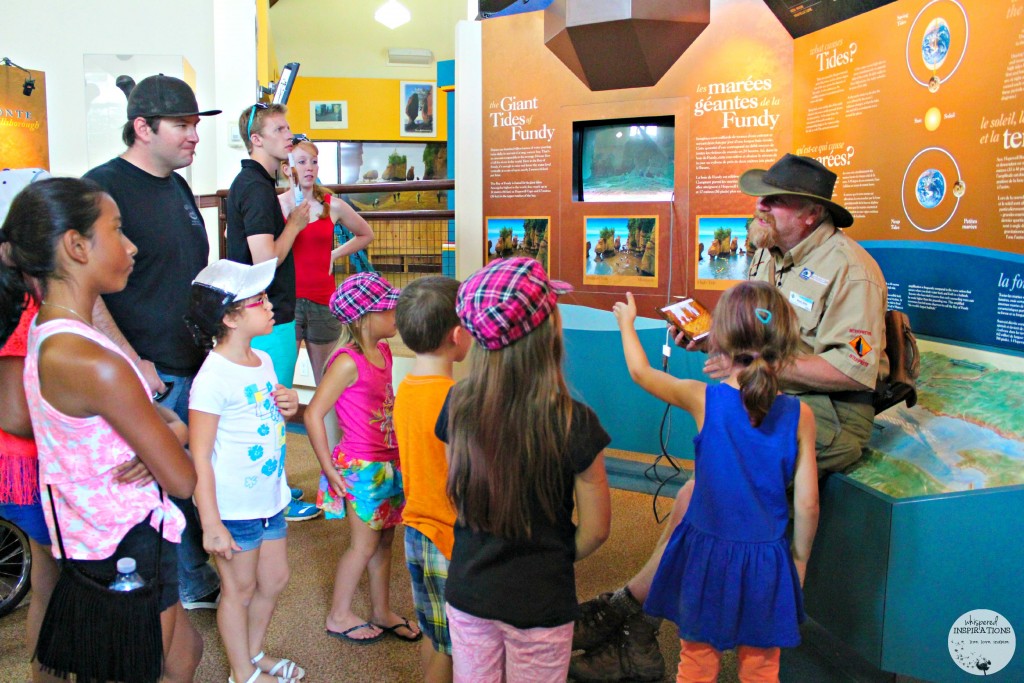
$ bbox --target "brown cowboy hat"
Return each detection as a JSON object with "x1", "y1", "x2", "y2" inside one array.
[{"x1": 738, "y1": 153, "x2": 854, "y2": 228}]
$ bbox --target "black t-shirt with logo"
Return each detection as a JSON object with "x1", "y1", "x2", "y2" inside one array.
[
  {"x1": 84, "y1": 158, "x2": 208, "y2": 376},
  {"x1": 436, "y1": 390, "x2": 610, "y2": 628},
  {"x1": 226, "y1": 159, "x2": 295, "y2": 325}
]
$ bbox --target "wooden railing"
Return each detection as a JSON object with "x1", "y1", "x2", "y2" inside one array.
[{"x1": 200, "y1": 179, "x2": 455, "y2": 277}]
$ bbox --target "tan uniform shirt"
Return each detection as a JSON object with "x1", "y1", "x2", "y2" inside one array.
[{"x1": 748, "y1": 218, "x2": 889, "y2": 390}]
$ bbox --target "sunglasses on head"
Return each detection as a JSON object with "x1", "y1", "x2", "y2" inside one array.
[
  {"x1": 246, "y1": 102, "x2": 269, "y2": 139},
  {"x1": 292, "y1": 133, "x2": 310, "y2": 144}
]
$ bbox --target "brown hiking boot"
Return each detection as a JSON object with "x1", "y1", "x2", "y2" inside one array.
[
  {"x1": 569, "y1": 612, "x2": 665, "y2": 682},
  {"x1": 574, "y1": 592, "x2": 628, "y2": 651}
]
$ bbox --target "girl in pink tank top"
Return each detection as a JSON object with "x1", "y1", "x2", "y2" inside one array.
[
  {"x1": 0, "y1": 177, "x2": 200, "y2": 682},
  {"x1": 303, "y1": 272, "x2": 422, "y2": 645}
]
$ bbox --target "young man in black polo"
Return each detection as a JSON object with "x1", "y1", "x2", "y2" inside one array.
[{"x1": 226, "y1": 103, "x2": 320, "y2": 521}]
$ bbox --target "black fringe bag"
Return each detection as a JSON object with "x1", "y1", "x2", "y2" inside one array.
[{"x1": 33, "y1": 486, "x2": 165, "y2": 683}]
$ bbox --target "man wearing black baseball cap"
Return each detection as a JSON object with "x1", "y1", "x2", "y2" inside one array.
[
  {"x1": 571, "y1": 154, "x2": 889, "y2": 683},
  {"x1": 84, "y1": 74, "x2": 223, "y2": 618}
]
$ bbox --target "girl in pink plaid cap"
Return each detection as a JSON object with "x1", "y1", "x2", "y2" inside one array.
[
  {"x1": 436, "y1": 257, "x2": 612, "y2": 682},
  {"x1": 303, "y1": 272, "x2": 422, "y2": 645}
]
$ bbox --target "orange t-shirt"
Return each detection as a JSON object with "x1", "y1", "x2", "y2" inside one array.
[{"x1": 394, "y1": 375, "x2": 456, "y2": 559}]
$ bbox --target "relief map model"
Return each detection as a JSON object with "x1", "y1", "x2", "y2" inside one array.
[{"x1": 847, "y1": 352, "x2": 1024, "y2": 498}]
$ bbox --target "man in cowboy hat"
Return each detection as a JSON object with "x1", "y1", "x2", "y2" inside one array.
[{"x1": 570, "y1": 154, "x2": 889, "y2": 683}]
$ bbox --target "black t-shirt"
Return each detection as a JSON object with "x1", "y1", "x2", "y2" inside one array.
[
  {"x1": 83, "y1": 158, "x2": 208, "y2": 376},
  {"x1": 225, "y1": 159, "x2": 296, "y2": 325},
  {"x1": 435, "y1": 391, "x2": 611, "y2": 628}
]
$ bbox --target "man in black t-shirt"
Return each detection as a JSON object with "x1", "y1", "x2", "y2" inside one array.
[{"x1": 84, "y1": 73, "x2": 222, "y2": 611}]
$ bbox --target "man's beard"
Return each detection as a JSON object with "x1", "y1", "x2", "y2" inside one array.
[{"x1": 748, "y1": 212, "x2": 778, "y2": 250}]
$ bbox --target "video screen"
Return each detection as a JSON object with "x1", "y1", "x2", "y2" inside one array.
[{"x1": 573, "y1": 116, "x2": 674, "y2": 202}]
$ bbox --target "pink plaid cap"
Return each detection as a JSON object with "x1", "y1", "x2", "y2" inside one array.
[
  {"x1": 457, "y1": 257, "x2": 572, "y2": 350},
  {"x1": 329, "y1": 272, "x2": 401, "y2": 324}
]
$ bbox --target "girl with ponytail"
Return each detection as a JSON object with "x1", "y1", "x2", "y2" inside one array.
[{"x1": 612, "y1": 280, "x2": 818, "y2": 683}]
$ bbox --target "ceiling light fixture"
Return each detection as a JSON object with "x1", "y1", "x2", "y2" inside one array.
[{"x1": 375, "y1": 0, "x2": 411, "y2": 30}]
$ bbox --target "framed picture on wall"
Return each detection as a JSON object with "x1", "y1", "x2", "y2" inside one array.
[
  {"x1": 310, "y1": 101, "x2": 349, "y2": 129},
  {"x1": 486, "y1": 217, "x2": 551, "y2": 270},
  {"x1": 400, "y1": 81, "x2": 436, "y2": 137},
  {"x1": 693, "y1": 215, "x2": 752, "y2": 291},
  {"x1": 583, "y1": 216, "x2": 658, "y2": 288}
]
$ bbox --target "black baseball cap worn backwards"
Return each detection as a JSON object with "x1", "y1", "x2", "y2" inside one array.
[
  {"x1": 739, "y1": 153, "x2": 854, "y2": 228},
  {"x1": 127, "y1": 74, "x2": 222, "y2": 119}
]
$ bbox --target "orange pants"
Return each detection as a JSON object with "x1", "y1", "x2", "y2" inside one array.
[{"x1": 677, "y1": 639, "x2": 780, "y2": 683}]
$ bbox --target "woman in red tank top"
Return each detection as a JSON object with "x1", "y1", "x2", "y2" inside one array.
[{"x1": 279, "y1": 139, "x2": 374, "y2": 384}]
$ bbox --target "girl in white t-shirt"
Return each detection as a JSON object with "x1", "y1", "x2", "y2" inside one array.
[{"x1": 185, "y1": 259, "x2": 303, "y2": 683}]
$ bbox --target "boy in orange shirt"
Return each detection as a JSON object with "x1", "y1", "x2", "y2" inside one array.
[{"x1": 394, "y1": 277, "x2": 471, "y2": 683}]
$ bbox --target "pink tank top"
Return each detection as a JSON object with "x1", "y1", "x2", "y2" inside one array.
[
  {"x1": 24, "y1": 318, "x2": 186, "y2": 560},
  {"x1": 329, "y1": 341, "x2": 398, "y2": 462}
]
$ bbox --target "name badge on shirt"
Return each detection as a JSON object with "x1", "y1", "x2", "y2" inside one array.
[{"x1": 789, "y1": 290, "x2": 814, "y2": 312}]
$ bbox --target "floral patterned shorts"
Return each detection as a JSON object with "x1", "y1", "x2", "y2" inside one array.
[{"x1": 316, "y1": 445, "x2": 405, "y2": 531}]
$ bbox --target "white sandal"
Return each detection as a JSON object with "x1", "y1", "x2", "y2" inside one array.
[
  {"x1": 252, "y1": 650, "x2": 306, "y2": 681},
  {"x1": 228, "y1": 664, "x2": 298, "y2": 683}
]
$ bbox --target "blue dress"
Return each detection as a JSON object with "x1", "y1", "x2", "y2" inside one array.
[{"x1": 644, "y1": 384, "x2": 804, "y2": 651}]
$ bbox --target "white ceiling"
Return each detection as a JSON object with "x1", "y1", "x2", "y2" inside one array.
[{"x1": 270, "y1": 0, "x2": 471, "y2": 80}]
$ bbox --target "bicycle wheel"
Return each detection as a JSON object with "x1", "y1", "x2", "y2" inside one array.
[{"x1": 0, "y1": 518, "x2": 32, "y2": 618}]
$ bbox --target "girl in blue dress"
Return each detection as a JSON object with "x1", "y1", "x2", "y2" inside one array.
[{"x1": 612, "y1": 280, "x2": 819, "y2": 682}]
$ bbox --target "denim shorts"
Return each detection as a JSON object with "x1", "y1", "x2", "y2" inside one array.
[
  {"x1": 295, "y1": 298, "x2": 343, "y2": 345},
  {"x1": 0, "y1": 500, "x2": 50, "y2": 545},
  {"x1": 71, "y1": 515, "x2": 180, "y2": 611},
  {"x1": 222, "y1": 510, "x2": 287, "y2": 553}
]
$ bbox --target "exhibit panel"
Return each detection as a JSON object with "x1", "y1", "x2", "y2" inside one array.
[
  {"x1": 0, "y1": 63, "x2": 47, "y2": 170},
  {"x1": 480, "y1": 0, "x2": 795, "y2": 316},
  {"x1": 791, "y1": 0, "x2": 1024, "y2": 352}
]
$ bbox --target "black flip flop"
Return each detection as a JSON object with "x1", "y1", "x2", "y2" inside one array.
[
  {"x1": 326, "y1": 622, "x2": 385, "y2": 645},
  {"x1": 374, "y1": 617, "x2": 423, "y2": 642}
]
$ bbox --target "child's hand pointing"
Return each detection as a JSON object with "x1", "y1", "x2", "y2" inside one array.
[{"x1": 612, "y1": 292, "x2": 638, "y2": 327}]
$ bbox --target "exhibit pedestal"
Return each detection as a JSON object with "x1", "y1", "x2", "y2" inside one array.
[{"x1": 804, "y1": 474, "x2": 1023, "y2": 682}]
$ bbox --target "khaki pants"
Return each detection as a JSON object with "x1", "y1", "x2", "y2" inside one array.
[{"x1": 795, "y1": 393, "x2": 875, "y2": 474}]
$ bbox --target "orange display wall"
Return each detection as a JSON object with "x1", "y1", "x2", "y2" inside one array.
[
  {"x1": 792, "y1": 0, "x2": 1024, "y2": 352},
  {"x1": 480, "y1": 0, "x2": 793, "y2": 315}
]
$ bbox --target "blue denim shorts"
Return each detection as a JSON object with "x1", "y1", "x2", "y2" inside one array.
[
  {"x1": 222, "y1": 510, "x2": 287, "y2": 553},
  {"x1": 0, "y1": 500, "x2": 50, "y2": 545}
]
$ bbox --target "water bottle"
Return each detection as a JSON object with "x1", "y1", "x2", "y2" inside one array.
[
  {"x1": 288, "y1": 153, "x2": 304, "y2": 204},
  {"x1": 108, "y1": 557, "x2": 145, "y2": 592}
]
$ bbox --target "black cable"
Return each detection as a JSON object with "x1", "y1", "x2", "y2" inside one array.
[
  {"x1": 642, "y1": 190, "x2": 686, "y2": 523},
  {"x1": 643, "y1": 348, "x2": 685, "y2": 523}
]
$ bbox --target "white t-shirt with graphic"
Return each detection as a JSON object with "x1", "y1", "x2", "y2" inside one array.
[{"x1": 189, "y1": 350, "x2": 289, "y2": 520}]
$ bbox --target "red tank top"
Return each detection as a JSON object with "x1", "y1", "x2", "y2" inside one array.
[{"x1": 292, "y1": 194, "x2": 337, "y2": 305}]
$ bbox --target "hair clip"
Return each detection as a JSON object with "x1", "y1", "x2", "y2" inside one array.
[{"x1": 755, "y1": 308, "x2": 772, "y2": 324}]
